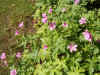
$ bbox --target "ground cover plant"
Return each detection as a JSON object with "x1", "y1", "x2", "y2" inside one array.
[{"x1": 0, "y1": 0, "x2": 100, "y2": 75}]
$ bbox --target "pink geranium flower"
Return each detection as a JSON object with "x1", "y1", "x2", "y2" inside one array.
[
  {"x1": 42, "y1": 13, "x2": 48, "y2": 24},
  {"x1": 74, "y1": 0, "x2": 80, "y2": 5},
  {"x1": 16, "y1": 52, "x2": 21, "y2": 58},
  {"x1": 62, "y1": 22, "x2": 68, "y2": 27},
  {"x1": 43, "y1": 45, "x2": 48, "y2": 50},
  {"x1": 0, "y1": 52, "x2": 6, "y2": 60},
  {"x1": 79, "y1": 17, "x2": 87, "y2": 24},
  {"x1": 42, "y1": 17, "x2": 48, "y2": 24},
  {"x1": 10, "y1": 69, "x2": 16, "y2": 75},
  {"x1": 67, "y1": 43, "x2": 78, "y2": 52},
  {"x1": 48, "y1": 8, "x2": 53, "y2": 14},
  {"x1": 15, "y1": 30, "x2": 19, "y2": 35},
  {"x1": 61, "y1": 8, "x2": 66, "y2": 12},
  {"x1": 82, "y1": 30, "x2": 92, "y2": 42},
  {"x1": 42, "y1": 13, "x2": 47, "y2": 18},
  {"x1": 49, "y1": 22, "x2": 56, "y2": 30},
  {"x1": 18, "y1": 21, "x2": 24, "y2": 28}
]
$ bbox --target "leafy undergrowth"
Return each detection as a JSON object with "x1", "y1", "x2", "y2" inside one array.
[{"x1": 0, "y1": 0, "x2": 100, "y2": 75}]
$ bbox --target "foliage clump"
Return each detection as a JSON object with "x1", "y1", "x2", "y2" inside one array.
[{"x1": 0, "y1": 0, "x2": 100, "y2": 75}]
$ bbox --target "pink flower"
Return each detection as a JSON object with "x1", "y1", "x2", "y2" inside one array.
[
  {"x1": 16, "y1": 52, "x2": 21, "y2": 58},
  {"x1": 15, "y1": 30, "x2": 19, "y2": 35},
  {"x1": 42, "y1": 17, "x2": 48, "y2": 24},
  {"x1": 61, "y1": 8, "x2": 66, "y2": 12},
  {"x1": 82, "y1": 30, "x2": 92, "y2": 42},
  {"x1": 0, "y1": 52, "x2": 6, "y2": 60},
  {"x1": 43, "y1": 45, "x2": 48, "y2": 50},
  {"x1": 10, "y1": 69, "x2": 16, "y2": 75},
  {"x1": 41, "y1": 13, "x2": 48, "y2": 23},
  {"x1": 79, "y1": 17, "x2": 87, "y2": 24},
  {"x1": 74, "y1": 0, "x2": 80, "y2": 5},
  {"x1": 42, "y1": 13, "x2": 47, "y2": 18},
  {"x1": 48, "y1": 8, "x2": 53, "y2": 14},
  {"x1": 67, "y1": 43, "x2": 78, "y2": 52},
  {"x1": 62, "y1": 22, "x2": 68, "y2": 27},
  {"x1": 18, "y1": 21, "x2": 24, "y2": 28},
  {"x1": 49, "y1": 22, "x2": 56, "y2": 30}
]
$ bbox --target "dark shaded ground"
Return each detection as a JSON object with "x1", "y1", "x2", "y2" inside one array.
[
  {"x1": 0, "y1": 0, "x2": 35, "y2": 74},
  {"x1": 0, "y1": 0, "x2": 35, "y2": 50},
  {"x1": 86, "y1": 0, "x2": 100, "y2": 10}
]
